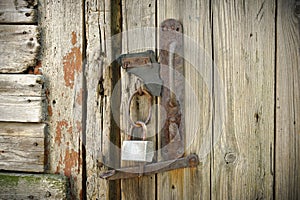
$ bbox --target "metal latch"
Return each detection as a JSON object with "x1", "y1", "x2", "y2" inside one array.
[
  {"x1": 118, "y1": 50, "x2": 162, "y2": 96},
  {"x1": 100, "y1": 19, "x2": 198, "y2": 180}
]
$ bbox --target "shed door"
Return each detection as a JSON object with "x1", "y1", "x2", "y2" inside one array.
[{"x1": 84, "y1": 0, "x2": 300, "y2": 199}]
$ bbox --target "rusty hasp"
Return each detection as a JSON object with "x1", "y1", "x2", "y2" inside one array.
[
  {"x1": 100, "y1": 154, "x2": 199, "y2": 180},
  {"x1": 159, "y1": 19, "x2": 185, "y2": 160},
  {"x1": 118, "y1": 50, "x2": 163, "y2": 96}
]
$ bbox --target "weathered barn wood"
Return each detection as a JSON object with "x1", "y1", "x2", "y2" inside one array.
[
  {"x1": 85, "y1": 0, "x2": 119, "y2": 198},
  {"x1": 0, "y1": 25, "x2": 39, "y2": 73},
  {"x1": 276, "y1": 0, "x2": 300, "y2": 198},
  {"x1": 0, "y1": 74, "x2": 44, "y2": 96},
  {"x1": 0, "y1": 123, "x2": 45, "y2": 172},
  {"x1": 0, "y1": 0, "x2": 37, "y2": 24},
  {"x1": 0, "y1": 74, "x2": 45, "y2": 122},
  {"x1": 39, "y1": 1, "x2": 84, "y2": 198},
  {"x1": 157, "y1": 1, "x2": 213, "y2": 200},
  {"x1": 0, "y1": 173, "x2": 67, "y2": 199},
  {"x1": 120, "y1": 0, "x2": 157, "y2": 199},
  {"x1": 212, "y1": 0, "x2": 275, "y2": 199}
]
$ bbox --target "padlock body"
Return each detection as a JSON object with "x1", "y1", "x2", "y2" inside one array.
[{"x1": 121, "y1": 141, "x2": 154, "y2": 162}]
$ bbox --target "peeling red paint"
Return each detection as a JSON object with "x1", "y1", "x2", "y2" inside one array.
[
  {"x1": 48, "y1": 105, "x2": 53, "y2": 117},
  {"x1": 63, "y1": 32, "x2": 82, "y2": 88},
  {"x1": 28, "y1": 61, "x2": 42, "y2": 75},
  {"x1": 71, "y1": 31, "x2": 77, "y2": 45},
  {"x1": 64, "y1": 149, "x2": 79, "y2": 177},
  {"x1": 67, "y1": 125, "x2": 73, "y2": 135},
  {"x1": 45, "y1": 89, "x2": 53, "y2": 116},
  {"x1": 76, "y1": 88, "x2": 83, "y2": 105},
  {"x1": 55, "y1": 120, "x2": 68, "y2": 146}
]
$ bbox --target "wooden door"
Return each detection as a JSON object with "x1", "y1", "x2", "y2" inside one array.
[{"x1": 38, "y1": 0, "x2": 300, "y2": 199}]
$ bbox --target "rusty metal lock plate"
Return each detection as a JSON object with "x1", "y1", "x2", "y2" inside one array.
[{"x1": 118, "y1": 50, "x2": 163, "y2": 96}]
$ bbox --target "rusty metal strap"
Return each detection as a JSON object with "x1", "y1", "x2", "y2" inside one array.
[{"x1": 99, "y1": 154, "x2": 199, "y2": 180}]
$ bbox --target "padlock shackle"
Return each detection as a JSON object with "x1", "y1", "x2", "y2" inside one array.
[{"x1": 128, "y1": 121, "x2": 147, "y2": 140}]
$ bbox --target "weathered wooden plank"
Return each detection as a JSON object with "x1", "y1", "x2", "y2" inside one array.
[
  {"x1": 276, "y1": 0, "x2": 300, "y2": 199},
  {"x1": 0, "y1": 74, "x2": 44, "y2": 96},
  {"x1": 0, "y1": 123, "x2": 45, "y2": 172},
  {"x1": 0, "y1": 96, "x2": 45, "y2": 122},
  {"x1": 0, "y1": 75, "x2": 45, "y2": 122},
  {"x1": 39, "y1": 1, "x2": 83, "y2": 199},
  {"x1": 212, "y1": 0, "x2": 275, "y2": 199},
  {"x1": 157, "y1": 0, "x2": 213, "y2": 200},
  {"x1": 0, "y1": 0, "x2": 37, "y2": 24},
  {"x1": 120, "y1": 0, "x2": 156, "y2": 199},
  {"x1": 85, "y1": 0, "x2": 121, "y2": 199},
  {"x1": 0, "y1": 173, "x2": 67, "y2": 199},
  {"x1": 0, "y1": 25, "x2": 39, "y2": 73}
]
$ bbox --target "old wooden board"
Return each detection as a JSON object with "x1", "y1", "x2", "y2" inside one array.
[
  {"x1": 0, "y1": 0, "x2": 37, "y2": 24},
  {"x1": 276, "y1": 0, "x2": 300, "y2": 198},
  {"x1": 85, "y1": 0, "x2": 121, "y2": 199},
  {"x1": 0, "y1": 173, "x2": 67, "y2": 199},
  {"x1": 0, "y1": 25, "x2": 39, "y2": 73},
  {"x1": 0, "y1": 123, "x2": 45, "y2": 172},
  {"x1": 0, "y1": 74, "x2": 44, "y2": 96},
  {"x1": 0, "y1": 74, "x2": 45, "y2": 122},
  {"x1": 156, "y1": 0, "x2": 212, "y2": 199},
  {"x1": 120, "y1": 0, "x2": 156, "y2": 199},
  {"x1": 39, "y1": 1, "x2": 83, "y2": 199},
  {"x1": 212, "y1": 0, "x2": 275, "y2": 199}
]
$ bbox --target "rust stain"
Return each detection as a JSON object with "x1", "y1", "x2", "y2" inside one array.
[
  {"x1": 71, "y1": 31, "x2": 77, "y2": 45},
  {"x1": 76, "y1": 88, "x2": 83, "y2": 105},
  {"x1": 64, "y1": 149, "x2": 79, "y2": 177},
  {"x1": 55, "y1": 120, "x2": 69, "y2": 146}
]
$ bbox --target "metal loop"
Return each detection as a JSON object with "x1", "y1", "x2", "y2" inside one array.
[
  {"x1": 127, "y1": 121, "x2": 147, "y2": 140},
  {"x1": 127, "y1": 88, "x2": 152, "y2": 127}
]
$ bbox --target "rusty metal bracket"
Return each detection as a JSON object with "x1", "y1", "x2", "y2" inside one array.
[
  {"x1": 118, "y1": 50, "x2": 163, "y2": 96},
  {"x1": 159, "y1": 19, "x2": 184, "y2": 160},
  {"x1": 100, "y1": 154, "x2": 199, "y2": 180}
]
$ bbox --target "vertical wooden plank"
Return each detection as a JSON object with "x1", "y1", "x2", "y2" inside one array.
[
  {"x1": 85, "y1": 0, "x2": 109, "y2": 199},
  {"x1": 157, "y1": 1, "x2": 212, "y2": 199},
  {"x1": 120, "y1": 0, "x2": 156, "y2": 199},
  {"x1": 85, "y1": 0, "x2": 121, "y2": 199},
  {"x1": 212, "y1": 0, "x2": 275, "y2": 199},
  {"x1": 39, "y1": 1, "x2": 84, "y2": 199},
  {"x1": 276, "y1": 0, "x2": 300, "y2": 199}
]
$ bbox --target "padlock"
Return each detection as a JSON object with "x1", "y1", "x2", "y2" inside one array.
[{"x1": 121, "y1": 121, "x2": 154, "y2": 162}]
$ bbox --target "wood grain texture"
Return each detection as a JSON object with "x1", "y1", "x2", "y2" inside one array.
[
  {"x1": 0, "y1": 74, "x2": 45, "y2": 122},
  {"x1": 0, "y1": 0, "x2": 37, "y2": 24},
  {"x1": 0, "y1": 172, "x2": 67, "y2": 199},
  {"x1": 0, "y1": 25, "x2": 39, "y2": 73},
  {"x1": 85, "y1": 0, "x2": 118, "y2": 199},
  {"x1": 157, "y1": 1, "x2": 213, "y2": 200},
  {"x1": 276, "y1": 0, "x2": 300, "y2": 199},
  {"x1": 212, "y1": 0, "x2": 275, "y2": 199},
  {"x1": 0, "y1": 123, "x2": 45, "y2": 172},
  {"x1": 0, "y1": 74, "x2": 44, "y2": 97},
  {"x1": 120, "y1": 0, "x2": 156, "y2": 199},
  {"x1": 39, "y1": 1, "x2": 83, "y2": 199}
]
